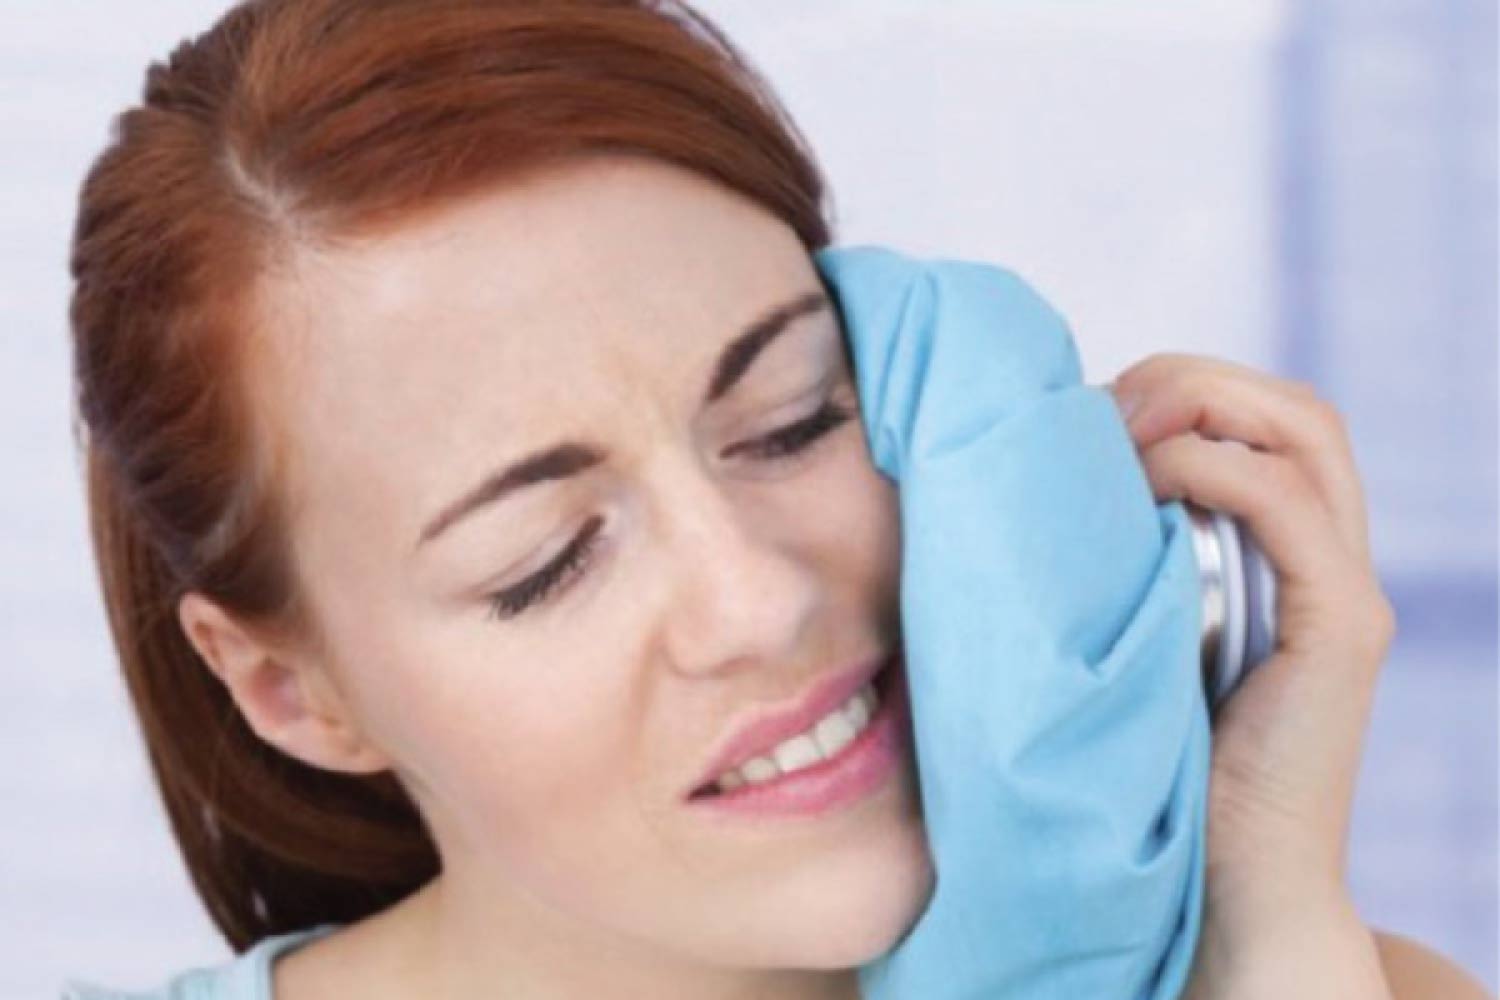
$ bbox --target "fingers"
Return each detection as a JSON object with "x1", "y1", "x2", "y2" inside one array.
[
  {"x1": 1110, "y1": 356, "x2": 1398, "y2": 901},
  {"x1": 1135, "y1": 433, "x2": 1346, "y2": 595},
  {"x1": 1111, "y1": 353, "x2": 1373, "y2": 569},
  {"x1": 1110, "y1": 352, "x2": 1395, "y2": 666}
]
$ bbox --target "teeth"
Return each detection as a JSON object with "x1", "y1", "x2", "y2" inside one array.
[
  {"x1": 813, "y1": 710, "x2": 856, "y2": 758},
  {"x1": 846, "y1": 687, "x2": 871, "y2": 730},
  {"x1": 710, "y1": 678, "x2": 881, "y2": 794},
  {"x1": 772, "y1": 734, "x2": 822, "y2": 773},
  {"x1": 740, "y1": 756, "x2": 779, "y2": 784}
]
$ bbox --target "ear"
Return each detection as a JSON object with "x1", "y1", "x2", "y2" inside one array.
[{"x1": 176, "y1": 590, "x2": 391, "y2": 775}]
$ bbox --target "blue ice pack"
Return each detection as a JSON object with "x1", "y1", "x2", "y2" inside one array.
[{"x1": 813, "y1": 245, "x2": 1210, "y2": 999}]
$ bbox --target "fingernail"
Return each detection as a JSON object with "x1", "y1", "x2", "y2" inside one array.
[{"x1": 1112, "y1": 387, "x2": 1143, "y2": 424}]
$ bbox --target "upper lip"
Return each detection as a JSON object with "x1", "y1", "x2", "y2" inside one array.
[{"x1": 684, "y1": 648, "x2": 897, "y2": 799}]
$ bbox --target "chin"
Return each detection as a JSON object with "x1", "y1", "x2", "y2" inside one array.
[
  {"x1": 711, "y1": 817, "x2": 936, "y2": 971},
  {"x1": 801, "y1": 835, "x2": 935, "y2": 968}
]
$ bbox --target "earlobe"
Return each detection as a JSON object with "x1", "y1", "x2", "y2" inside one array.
[
  {"x1": 175, "y1": 591, "x2": 393, "y2": 776},
  {"x1": 290, "y1": 665, "x2": 394, "y2": 775}
]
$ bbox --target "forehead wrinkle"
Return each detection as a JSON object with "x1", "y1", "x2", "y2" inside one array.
[{"x1": 251, "y1": 161, "x2": 810, "y2": 568}]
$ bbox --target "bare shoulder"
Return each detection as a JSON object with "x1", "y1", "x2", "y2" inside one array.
[{"x1": 1373, "y1": 928, "x2": 1493, "y2": 1000}]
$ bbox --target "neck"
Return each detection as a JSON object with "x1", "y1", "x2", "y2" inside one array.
[{"x1": 382, "y1": 872, "x2": 862, "y2": 1000}]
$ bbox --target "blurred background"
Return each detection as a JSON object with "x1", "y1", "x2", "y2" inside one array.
[{"x1": 1, "y1": 0, "x2": 1493, "y2": 995}]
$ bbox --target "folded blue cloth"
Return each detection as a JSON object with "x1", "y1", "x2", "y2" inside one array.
[{"x1": 812, "y1": 245, "x2": 1211, "y2": 999}]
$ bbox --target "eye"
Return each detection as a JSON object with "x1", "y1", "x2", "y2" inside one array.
[
  {"x1": 486, "y1": 514, "x2": 606, "y2": 621},
  {"x1": 484, "y1": 398, "x2": 855, "y2": 622},
  {"x1": 724, "y1": 397, "x2": 855, "y2": 463}
]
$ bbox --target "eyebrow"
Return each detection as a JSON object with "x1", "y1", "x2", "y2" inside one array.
[{"x1": 414, "y1": 288, "x2": 831, "y2": 552}]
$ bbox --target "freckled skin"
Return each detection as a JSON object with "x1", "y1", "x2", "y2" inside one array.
[{"x1": 248, "y1": 155, "x2": 934, "y2": 998}]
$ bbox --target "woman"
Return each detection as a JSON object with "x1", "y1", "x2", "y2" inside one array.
[{"x1": 64, "y1": 0, "x2": 1486, "y2": 997}]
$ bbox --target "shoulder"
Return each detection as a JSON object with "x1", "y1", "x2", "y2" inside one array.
[
  {"x1": 1373, "y1": 929, "x2": 1493, "y2": 999},
  {"x1": 60, "y1": 969, "x2": 212, "y2": 999},
  {"x1": 59, "y1": 924, "x2": 343, "y2": 1000}
]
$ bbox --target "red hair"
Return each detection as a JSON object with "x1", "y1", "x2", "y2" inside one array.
[{"x1": 69, "y1": 0, "x2": 831, "y2": 951}]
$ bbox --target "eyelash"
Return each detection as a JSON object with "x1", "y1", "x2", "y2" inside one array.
[{"x1": 484, "y1": 398, "x2": 855, "y2": 621}]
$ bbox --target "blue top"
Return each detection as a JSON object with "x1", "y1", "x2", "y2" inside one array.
[{"x1": 60, "y1": 924, "x2": 342, "y2": 1000}]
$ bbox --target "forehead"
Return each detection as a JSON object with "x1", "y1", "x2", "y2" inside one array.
[{"x1": 251, "y1": 156, "x2": 816, "y2": 550}]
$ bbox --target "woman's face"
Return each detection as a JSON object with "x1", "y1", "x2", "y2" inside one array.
[{"x1": 252, "y1": 155, "x2": 932, "y2": 970}]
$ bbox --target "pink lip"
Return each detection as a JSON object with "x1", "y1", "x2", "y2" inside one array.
[
  {"x1": 684, "y1": 648, "x2": 900, "y2": 800},
  {"x1": 687, "y1": 650, "x2": 910, "y2": 818}
]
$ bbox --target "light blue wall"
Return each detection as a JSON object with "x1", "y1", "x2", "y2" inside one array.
[{"x1": 1273, "y1": 0, "x2": 1497, "y2": 985}]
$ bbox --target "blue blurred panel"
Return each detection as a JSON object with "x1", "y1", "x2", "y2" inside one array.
[{"x1": 1275, "y1": 0, "x2": 1497, "y2": 990}]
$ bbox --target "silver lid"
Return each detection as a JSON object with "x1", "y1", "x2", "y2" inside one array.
[{"x1": 1185, "y1": 501, "x2": 1278, "y2": 713}]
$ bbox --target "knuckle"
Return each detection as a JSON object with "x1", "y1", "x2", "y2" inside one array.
[
  {"x1": 1259, "y1": 452, "x2": 1311, "y2": 501},
  {"x1": 1135, "y1": 438, "x2": 1172, "y2": 478},
  {"x1": 1287, "y1": 389, "x2": 1352, "y2": 451},
  {"x1": 1138, "y1": 436, "x2": 1190, "y2": 492},
  {"x1": 1131, "y1": 351, "x2": 1197, "y2": 383},
  {"x1": 1370, "y1": 590, "x2": 1398, "y2": 642},
  {"x1": 1309, "y1": 396, "x2": 1348, "y2": 434},
  {"x1": 1116, "y1": 355, "x2": 1162, "y2": 391},
  {"x1": 1345, "y1": 581, "x2": 1397, "y2": 656},
  {"x1": 1180, "y1": 366, "x2": 1226, "y2": 399},
  {"x1": 1285, "y1": 378, "x2": 1322, "y2": 401},
  {"x1": 1249, "y1": 460, "x2": 1320, "y2": 526},
  {"x1": 1143, "y1": 432, "x2": 1194, "y2": 467}
]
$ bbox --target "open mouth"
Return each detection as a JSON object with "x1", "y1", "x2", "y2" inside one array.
[{"x1": 687, "y1": 652, "x2": 902, "y2": 801}]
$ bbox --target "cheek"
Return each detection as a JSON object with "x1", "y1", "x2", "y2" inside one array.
[
  {"x1": 395, "y1": 647, "x2": 694, "y2": 924},
  {"x1": 400, "y1": 655, "x2": 617, "y2": 806},
  {"x1": 860, "y1": 463, "x2": 902, "y2": 566},
  {"x1": 374, "y1": 630, "x2": 648, "y2": 862},
  {"x1": 819, "y1": 430, "x2": 903, "y2": 585}
]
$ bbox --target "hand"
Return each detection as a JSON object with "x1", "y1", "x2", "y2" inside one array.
[{"x1": 1108, "y1": 353, "x2": 1396, "y2": 994}]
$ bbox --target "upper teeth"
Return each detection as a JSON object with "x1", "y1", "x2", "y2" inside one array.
[{"x1": 712, "y1": 680, "x2": 880, "y2": 793}]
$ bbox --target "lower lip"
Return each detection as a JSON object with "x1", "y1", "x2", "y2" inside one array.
[{"x1": 685, "y1": 651, "x2": 910, "y2": 820}]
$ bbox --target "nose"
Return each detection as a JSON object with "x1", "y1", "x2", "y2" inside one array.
[{"x1": 649, "y1": 456, "x2": 822, "y2": 680}]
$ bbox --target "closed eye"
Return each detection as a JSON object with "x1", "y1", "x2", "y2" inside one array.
[
  {"x1": 485, "y1": 396, "x2": 855, "y2": 621},
  {"x1": 721, "y1": 397, "x2": 854, "y2": 462}
]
